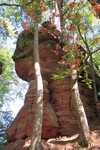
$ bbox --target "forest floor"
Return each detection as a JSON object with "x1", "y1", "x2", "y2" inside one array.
[
  {"x1": 40, "y1": 119, "x2": 100, "y2": 150},
  {"x1": 41, "y1": 130, "x2": 100, "y2": 150},
  {"x1": 5, "y1": 119, "x2": 100, "y2": 150}
]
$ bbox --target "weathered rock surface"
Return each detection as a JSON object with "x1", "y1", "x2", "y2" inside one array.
[
  {"x1": 5, "y1": 24, "x2": 100, "y2": 150},
  {"x1": 5, "y1": 131, "x2": 100, "y2": 150},
  {"x1": 6, "y1": 80, "x2": 58, "y2": 141}
]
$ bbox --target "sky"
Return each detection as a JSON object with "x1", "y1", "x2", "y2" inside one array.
[
  {"x1": 1, "y1": 35, "x2": 29, "y2": 118},
  {"x1": 2, "y1": 78, "x2": 29, "y2": 118},
  {"x1": 2, "y1": 97, "x2": 24, "y2": 118},
  {"x1": 10, "y1": 91, "x2": 26, "y2": 117}
]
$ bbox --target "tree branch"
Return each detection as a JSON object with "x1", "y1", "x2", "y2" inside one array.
[
  {"x1": 92, "y1": 47, "x2": 100, "y2": 54},
  {"x1": 0, "y1": 0, "x2": 34, "y2": 7},
  {"x1": 26, "y1": 0, "x2": 34, "y2": 6},
  {"x1": 0, "y1": 3, "x2": 20, "y2": 7},
  {"x1": 77, "y1": 54, "x2": 89, "y2": 77},
  {"x1": 77, "y1": 24, "x2": 86, "y2": 45},
  {"x1": 77, "y1": 24, "x2": 90, "y2": 53}
]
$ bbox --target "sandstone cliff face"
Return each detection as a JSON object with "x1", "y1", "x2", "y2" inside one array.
[{"x1": 5, "y1": 25, "x2": 100, "y2": 150}]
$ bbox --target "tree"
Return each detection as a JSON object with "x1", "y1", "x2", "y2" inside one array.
[
  {"x1": 0, "y1": 0, "x2": 30, "y2": 107},
  {"x1": 55, "y1": 0, "x2": 91, "y2": 147},
  {"x1": 77, "y1": 24, "x2": 100, "y2": 117},
  {"x1": 0, "y1": 0, "x2": 100, "y2": 149},
  {"x1": 0, "y1": 44, "x2": 26, "y2": 107},
  {"x1": 21, "y1": 1, "x2": 46, "y2": 149},
  {"x1": 0, "y1": 2, "x2": 29, "y2": 149},
  {"x1": 0, "y1": 0, "x2": 45, "y2": 149},
  {"x1": 53, "y1": 0, "x2": 100, "y2": 146},
  {"x1": 0, "y1": 40, "x2": 28, "y2": 150},
  {"x1": 0, "y1": 111, "x2": 13, "y2": 150},
  {"x1": 29, "y1": 21, "x2": 43, "y2": 150}
]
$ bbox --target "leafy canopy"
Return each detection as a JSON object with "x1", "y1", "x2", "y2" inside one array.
[{"x1": 52, "y1": 0, "x2": 100, "y2": 89}]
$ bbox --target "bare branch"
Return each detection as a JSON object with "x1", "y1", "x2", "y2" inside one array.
[
  {"x1": 0, "y1": 3, "x2": 20, "y2": 7},
  {"x1": 92, "y1": 47, "x2": 100, "y2": 54},
  {"x1": 77, "y1": 24, "x2": 90, "y2": 53},
  {"x1": 25, "y1": 0, "x2": 34, "y2": 6},
  {"x1": 77, "y1": 24, "x2": 86, "y2": 45}
]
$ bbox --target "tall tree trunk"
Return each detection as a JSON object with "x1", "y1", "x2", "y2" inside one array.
[
  {"x1": 56, "y1": 0, "x2": 90, "y2": 147},
  {"x1": 89, "y1": 55, "x2": 100, "y2": 117},
  {"x1": 29, "y1": 21, "x2": 43, "y2": 150},
  {"x1": 77, "y1": 25, "x2": 100, "y2": 118},
  {"x1": 71, "y1": 69, "x2": 90, "y2": 147}
]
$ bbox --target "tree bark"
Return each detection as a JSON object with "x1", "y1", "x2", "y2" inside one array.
[
  {"x1": 29, "y1": 21, "x2": 43, "y2": 150},
  {"x1": 56, "y1": 0, "x2": 90, "y2": 147},
  {"x1": 77, "y1": 25, "x2": 100, "y2": 118},
  {"x1": 89, "y1": 55, "x2": 100, "y2": 118},
  {"x1": 71, "y1": 69, "x2": 90, "y2": 147}
]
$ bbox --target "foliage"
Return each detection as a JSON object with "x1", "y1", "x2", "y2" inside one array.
[
  {"x1": 52, "y1": 0, "x2": 100, "y2": 89},
  {"x1": 0, "y1": 0, "x2": 29, "y2": 107},
  {"x1": 18, "y1": 28, "x2": 34, "y2": 49},
  {"x1": 0, "y1": 0, "x2": 21, "y2": 37},
  {"x1": 0, "y1": 0, "x2": 99, "y2": 105},
  {"x1": 0, "y1": 110, "x2": 13, "y2": 150},
  {"x1": 0, "y1": 43, "x2": 27, "y2": 108},
  {"x1": 93, "y1": 53, "x2": 100, "y2": 70},
  {"x1": 0, "y1": 0, "x2": 100, "y2": 147},
  {"x1": 0, "y1": 17, "x2": 9, "y2": 39}
]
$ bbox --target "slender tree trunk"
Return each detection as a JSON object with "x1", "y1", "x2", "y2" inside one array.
[
  {"x1": 77, "y1": 25, "x2": 100, "y2": 118},
  {"x1": 56, "y1": 0, "x2": 90, "y2": 147},
  {"x1": 89, "y1": 55, "x2": 100, "y2": 117},
  {"x1": 71, "y1": 69, "x2": 90, "y2": 147},
  {"x1": 29, "y1": 21, "x2": 43, "y2": 150}
]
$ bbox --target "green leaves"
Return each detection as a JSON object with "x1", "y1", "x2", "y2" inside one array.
[
  {"x1": 82, "y1": 65, "x2": 93, "y2": 89},
  {"x1": 93, "y1": 53, "x2": 100, "y2": 70},
  {"x1": 0, "y1": 111, "x2": 13, "y2": 150},
  {"x1": 52, "y1": 70, "x2": 70, "y2": 80},
  {"x1": 18, "y1": 29, "x2": 34, "y2": 49},
  {"x1": 0, "y1": 44, "x2": 28, "y2": 108},
  {"x1": 0, "y1": 46, "x2": 14, "y2": 104}
]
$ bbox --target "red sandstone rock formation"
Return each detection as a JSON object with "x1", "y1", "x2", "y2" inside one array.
[{"x1": 5, "y1": 24, "x2": 100, "y2": 150}]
